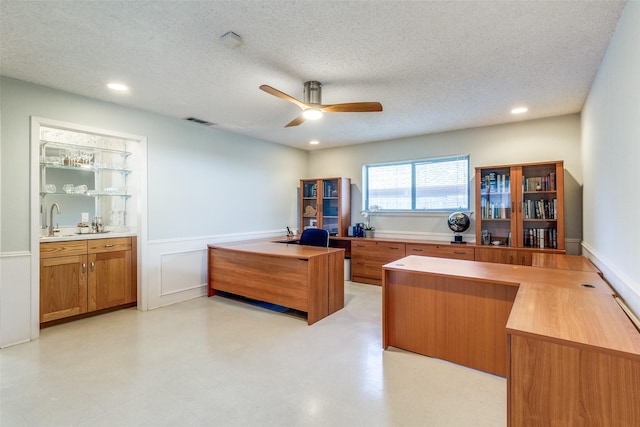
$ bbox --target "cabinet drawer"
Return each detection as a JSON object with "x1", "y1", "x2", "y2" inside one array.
[
  {"x1": 406, "y1": 243, "x2": 475, "y2": 260},
  {"x1": 352, "y1": 241, "x2": 405, "y2": 259},
  {"x1": 351, "y1": 259, "x2": 382, "y2": 280},
  {"x1": 351, "y1": 240, "x2": 406, "y2": 284},
  {"x1": 40, "y1": 240, "x2": 88, "y2": 258},
  {"x1": 374, "y1": 243, "x2": 406, "y2": 257},
  {"x1": 352, "y1": 241, "x2": 378, "y2": 251},
  {"x1": 88, "y1": 237, "x2": 131, "y2": 253}
]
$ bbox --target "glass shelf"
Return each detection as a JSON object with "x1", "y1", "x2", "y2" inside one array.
[
  {"x1": 40, "y1": 162, "x2": 131, "y2": 175},
  {"x1": 40, "y1": 192, "x2": 131, "y2": 198},
  {"x1": 40, "y1": 139, "x2": 132, "y2": 157}
]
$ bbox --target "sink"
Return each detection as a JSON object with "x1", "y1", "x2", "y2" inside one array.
[{"x1": 74, "y1": 231, "x2": 110, "y2": 235}]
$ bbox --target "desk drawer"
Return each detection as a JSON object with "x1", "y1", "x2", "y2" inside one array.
[{"x1": 406, "y1": 243, "x2": 475, "y2": 260}]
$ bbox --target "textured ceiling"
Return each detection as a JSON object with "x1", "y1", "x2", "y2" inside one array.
[{"x1": 0, "y1": 1, "x2": 627, "y2": 150}]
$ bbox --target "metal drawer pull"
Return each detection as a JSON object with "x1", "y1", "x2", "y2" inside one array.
[
  {"x1": 389, "y1": 247, "x2": 400, "y2": 250},
  {"x1": 82, "y1": 263, "x2": 86, "y2": 273},
  {"x1": 91, "y1": 262, "x2": 95, "y2": 272},
  {"x1": 412, "y1": 249, "x2": 423, "y2": 252},
  {"x1": 104, "y1": 244, "x2": 115, "y2": 247},
  {"x1": 453, "y1": 251, "x2": 466, "y2": 255}
]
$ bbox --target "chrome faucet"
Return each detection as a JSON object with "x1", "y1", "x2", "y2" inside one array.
[{"x1": 48, "y1": 203, "x2": 60, "y2": 237}]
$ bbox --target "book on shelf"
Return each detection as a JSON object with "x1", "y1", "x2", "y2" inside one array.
[
  {"x1": 522, "y1": 172, "x2": 557, "y2": 192},
  {"x1": 523, "y1": 227, "x2": 557, "y2": 249},
  {"x1": 480, "y1": 198, "x2": 509, "y2": 219},
  {"x1": 523, "y1": 198, "x2": 557, "y2": 219},
  {"x1": 482, "y1": 173, "x2": 510, "y2": 193}
]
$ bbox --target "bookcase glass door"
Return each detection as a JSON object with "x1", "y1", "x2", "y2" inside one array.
[
  {"x1": 301, "y1": 180, "x2": 319, "y2": 231},
  {"x1": 520, "y1": 163, "x2": 561, "y2": 249},
  {"x1": 322, "y1": 179, "x2": 340, "y2": 235},
  {"x1": 478, "y1": 167, "x2": 514, "y2": 246}
]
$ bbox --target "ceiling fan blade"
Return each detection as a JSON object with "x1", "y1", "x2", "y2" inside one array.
[
  {"x1": 285, "y1": 115, "x2": 306, "y2": 127},
  {"x1": 320, "y1": 102, "x2": 383, "y2": 113},
  {"x1": 259, "y1": 85, "x2": 309, "y2": 110}
]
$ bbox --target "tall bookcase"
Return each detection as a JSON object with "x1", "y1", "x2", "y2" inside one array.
[
  {"x1": 475, "y1": 161, "x2": 564, "y2": 251},
  {"x1": 300, "y1": 177, "x2": 351, "y2": 236}
]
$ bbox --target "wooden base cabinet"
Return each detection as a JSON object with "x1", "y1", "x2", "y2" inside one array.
[
  {"x1": 40, "y1": 237, "x2": 136, "y2": 325},
  {"x1": 351, "y1": 240, "x2": 406, "y2": 285}
]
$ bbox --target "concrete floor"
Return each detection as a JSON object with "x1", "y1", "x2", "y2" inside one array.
[{"x1": 1, "y1": 281, "x2": 506, "y2": 426}]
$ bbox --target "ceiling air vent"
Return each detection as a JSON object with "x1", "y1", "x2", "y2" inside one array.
[{"x1": 184, "y1": 117, "x2": 216, "y2": 126}]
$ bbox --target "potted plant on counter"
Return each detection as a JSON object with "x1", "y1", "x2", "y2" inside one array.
[{"x1": 360, "y1": 205, "x2": 380, "y2": 238}]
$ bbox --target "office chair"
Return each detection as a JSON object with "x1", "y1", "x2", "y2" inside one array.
[{"x1": 299, "y1": 228, "x2": 330, "y2": 247}]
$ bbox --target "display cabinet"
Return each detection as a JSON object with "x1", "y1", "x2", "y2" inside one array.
[
  {"x1": 300, "y1": 177, "x2": 351, "y2": 236},
  {"x1": 39, "y1": 137, "x2": 131, "y2": 231},
  {"x1": 475, "y1": 160, "x2": 564, "y2": 251}
]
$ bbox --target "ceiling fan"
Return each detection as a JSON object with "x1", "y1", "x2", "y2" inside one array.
[{"x1": 259, "y1": 81, "x2": 383, "y2": 127}]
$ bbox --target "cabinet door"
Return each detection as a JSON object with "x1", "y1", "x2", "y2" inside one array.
[
  {"x1": 517, "y1": 162, "x2": 564, "y2": 250},
  {"x1": 476, "y1": 166, "x2": 518, "y2": 246},
  {"x1": 300, "y1": 179, "x2": 321, "y2": 231},
  {"x1": 40, "y1": 255, "x2": 87, "y2": 322},
  {"x1": 88, "y1": 250, "x2": 131, "y2": 311}
]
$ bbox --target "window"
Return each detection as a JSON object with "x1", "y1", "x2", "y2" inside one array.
[{"x1": 363, "y1": 155, "x2": 469, "y2": 212}]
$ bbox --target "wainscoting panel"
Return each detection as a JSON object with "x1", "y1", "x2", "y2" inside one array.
[
  {"x1": 160, "y1": 250, "x2": 207, "y2": 297},
  {"x1": 146, "y1": 230, "x2": 282, "y2": 310},
  {"x1": 1, "y1": 252, "x2": 32, "y2": 348}
]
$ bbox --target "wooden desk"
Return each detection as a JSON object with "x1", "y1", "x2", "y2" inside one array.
[
  {"x1": 531, "y1": 252, "x2": 601, "y2": 275},
  {"x1": 208, "y1": 241, "x2": 344, "y2": 325},
  {"x1": 382, "y1": 255, "x2": 640, "y2": 426},
  {"x1": 382, "y1": 256, "x2": 519, "y2": 376}
]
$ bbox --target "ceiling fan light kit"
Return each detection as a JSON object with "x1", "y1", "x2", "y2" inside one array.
[
  {"x1": 259, "y1": 81, "x2": 383, "y2": 127},
  {"x1": 302, "y1": 108, "x2": 323, "y2": 120}
]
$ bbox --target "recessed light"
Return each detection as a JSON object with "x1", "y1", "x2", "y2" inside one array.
[
  {"x1": 511, "y1": 107, "x2": 528, "y2": 114},
  {"x1": 309, "y1": 140, "x2": 320, "y2": 145},
  {"x1": 107, "y1": 82, "x2": 129, "y2": 91}
]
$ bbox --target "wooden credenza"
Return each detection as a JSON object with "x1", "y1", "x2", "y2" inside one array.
[
  {"x1": 347, "y1": 236, "x2": 561, "y2": 285},
  {"x1": 208, "y1": 241, "x2": 345, "y2": 325},
  {"x1": 382, "y1": 255, "x2": 640, "y2": 426}
]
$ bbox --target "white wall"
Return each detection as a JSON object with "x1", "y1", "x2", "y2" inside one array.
[
  {"x1": 0, "y1": 77, "x2": 307, "y2": 347},
  {"x1": 581, "y1": 1, "x2": 640, "y2": 315},
  {"x1": 309, "y1": 114, "x2": 582, "y2": 250}
]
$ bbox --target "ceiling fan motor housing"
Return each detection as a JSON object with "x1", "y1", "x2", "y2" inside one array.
[{"x1": 303, "y1": 81, "x2": 322, "y2": 104}]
